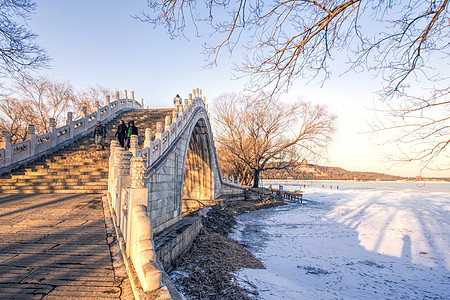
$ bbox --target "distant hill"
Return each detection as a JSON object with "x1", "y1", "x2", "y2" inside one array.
[{"x1": 261, "y1": 159, "x2": 450, "y2": 182}]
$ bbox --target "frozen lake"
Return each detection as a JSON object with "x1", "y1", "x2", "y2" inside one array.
[{"x1": 231, "y1": 181, "x2": 450, "y2": 299}]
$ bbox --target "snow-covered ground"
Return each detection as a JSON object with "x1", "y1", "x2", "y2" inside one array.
[{"x1": 231, "y1": 181, "x2": 450, "y2": 299}]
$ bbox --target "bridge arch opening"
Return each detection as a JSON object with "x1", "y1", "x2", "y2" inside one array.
[{"x1": 181, "y1": 118, "x2": 214, "y2": 214}]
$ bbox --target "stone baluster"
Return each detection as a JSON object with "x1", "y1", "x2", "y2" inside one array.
[
  {"x1": 27, "y1": 124, "x2": 36, "y2": 156},
  {"x1": 164, "y1": 116, "x2": 171, "y2": 132},
  {"x1": 155, "y1": 122, "x2": 162, "y2": 140},
  {"x1": 131, "y1": 91, "x2": 135, "y2": 108},
  {"x1": 108, "y1": 140, "x2": 120, "y2": 199},
  {"x1": 177, "y1": 104, "x2": 183, "y2": 117},
  {"x1": 131, "y1": 156, "x2": 146, "y2": 189},
  {"x1": 82, "y1": 106, "x2": 88, "y2": 131},
  {"x1": 1, "y1": 131, "x2": 12, "y2": 167},
  {"x1": 49, "y1": 118, "x2": 57, "y2": 147},
  {"x1": 184, "y1": 99, "x2": 188, "y2": 110},
  {"x1": 117, "y1": 149, "x2": 132, "y2": 225},
  {"x1": 67, "y1": 112, "x2": 74, "y2": 139},
  {"x1": 144, "y1": 128, "x2": 152, "y2": 148},
  {"x1": 130, "y1": 135, "x2": 138, "y2": 157},
  {"x1": 140, "y1": 98, "x2": 144, "y2": 107},
  {"x1": 188, "y1": 93, "x2": 192, "y2": 105},
  {"x1": 123, "y1": 90, "x2": 128, "y2": 108},
  {"x1": 172, "y1": 110, "x2": 178, "y2": 124},
  {"x1": 106, "y1": 95, "x2": 111, "y2": 115},
  {"x1": 119, "y1": 149, "x2": 132, "y2": 175},
  {"x1": 95, "y1": 100, "x2": 100, "y2": 121}
]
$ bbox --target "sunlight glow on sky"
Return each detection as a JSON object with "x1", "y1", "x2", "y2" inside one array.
[{"x1": 21, "y1": 0, "x2": 449, "y2": 178}]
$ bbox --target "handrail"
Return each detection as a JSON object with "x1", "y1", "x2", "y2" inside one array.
[{"x1": 0, "y1": 90, "x2": 143, "y2": 173}]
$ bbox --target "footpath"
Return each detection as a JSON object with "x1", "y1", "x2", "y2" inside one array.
[{"x1": 0, "y1": 193, "x2": 132, "y2": 299}]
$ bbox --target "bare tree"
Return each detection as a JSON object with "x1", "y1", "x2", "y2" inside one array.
[
  {"x1": 0, "y1": 0, "x2": 49, "y2": 78},
  {"x1": 74, "y1": 86, "x2": 114, "y2": 117},
  {"x1": 213, "y1": 93, "x2": 336, "y2": 187},
  {"x1": 13, "y1": 76, "x2": 76, "y2": 134},
  {"x1": 372, "y1": 87, "x2": 450, "y2": 172},
  {"x1": 143, "y1": 0, "x2": 449, "y2": 173},
  {"x1": 0, "y1": 96, "x2": 32, "y2": 143}
]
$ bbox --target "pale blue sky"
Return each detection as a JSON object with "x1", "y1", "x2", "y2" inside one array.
[{"x1": 22, "y1": 0, "x2": 449, "y2": 178}]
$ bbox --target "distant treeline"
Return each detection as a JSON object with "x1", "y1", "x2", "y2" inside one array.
[{"x1": 261, "y1": 161, "x2": 450, "y2": 182}]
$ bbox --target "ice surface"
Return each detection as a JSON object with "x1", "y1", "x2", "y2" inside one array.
[{"x1": 232, "y1": 181, "x2": 450, "y2": 299}]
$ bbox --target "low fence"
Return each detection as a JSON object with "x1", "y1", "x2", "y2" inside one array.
[
  {"x1": 0, "y1": 90, "x2": 142, "y2": 173},
  {"x1": 269, "y1": 188, "x2": 303, "y2": 203}
]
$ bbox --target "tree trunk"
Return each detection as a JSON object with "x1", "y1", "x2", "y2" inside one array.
[{"x1": 252, "y1": 170, "x2": 260, "y2": 188}]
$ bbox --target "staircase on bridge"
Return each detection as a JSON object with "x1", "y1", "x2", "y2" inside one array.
[{"x1": 0, "y1": 108, "x2": 173, "y2": 194}]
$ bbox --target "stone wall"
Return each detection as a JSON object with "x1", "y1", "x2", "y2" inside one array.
[{"x1": 154, "y1": 217, "x2": 202, "y2": 270}]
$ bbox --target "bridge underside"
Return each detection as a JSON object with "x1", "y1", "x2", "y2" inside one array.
[{"x1": 182, "y1": 119, "x2": 214, "y2": 214}]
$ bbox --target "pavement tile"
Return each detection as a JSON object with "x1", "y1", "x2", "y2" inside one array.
[{"x1": 0, "y1": 194, "x2": 130, "y2": 299}]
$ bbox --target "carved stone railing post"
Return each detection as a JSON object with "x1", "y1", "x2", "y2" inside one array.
[
  {"x1": 130, "y1": 135, "x2": 138, "y2": 157},
  {"x1": 172, "y1": 110, "x2": 178, "y2": 124},
  {"x1": 164, "y1": 116, "x2": 171, "y2": 132},
  {"x1": 144, "y1": 128, "x2": 152, "y2": 148},
  {"x1": 123, "y1": 90, "x2": 128, "y2": 107},
  {"x1": 27, "y1": 124, "x2": 36, "y2": 156},
  {"x1": 67, "y1": 112, "x2": 74, "y2": 139},
  {"x1": 128, "y1": 156, "x2": 161, "y2": 292},
  {"x1": 184, "y1": 99, "x2": 188, "y2": 110},
  {"x1": 82, "y1": 106, "x2": 88, "y2": 131},
  {"x1": 140, "y1": 98, "x2": 144, "y2": 107},
  {"x1": 115, "y1": 91, "x2": 120, "y2": 109},
  {"x1": 106, "y1": 95, "x2": 111, "y2": 116},
  {"x1": 0, "y1": 131, "x2": 12, "y2": 167},
  {"x1": 188, "y1": 93, "x2": 193, "y2": 105},
  {"x1": 155, "y1": 122, "x2": 162, "y2": 140},
  {"x1": 49, "y1": 118, "x2": 57, "y2": 147},
  {"x1": 118, "y1": 150, "x2": 132, "y2": 231},
  {"x1": 131, "y1": 156, "x2": 146, "y2": 189},
  {"x1": 95, "y1": 100, "x2": 100, "y2": 120},
  {"x1": 108, "y1": 140, "x2": 120, "y2": 201}
]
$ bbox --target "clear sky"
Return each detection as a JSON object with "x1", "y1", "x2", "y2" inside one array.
[{"x1": 21, "y1": 0, "x2": 449, "y2": 178}]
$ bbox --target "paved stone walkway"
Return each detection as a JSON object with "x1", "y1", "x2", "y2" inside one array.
[{"x1": 0, "y1": 193, "x2": 132, "y2": 299}]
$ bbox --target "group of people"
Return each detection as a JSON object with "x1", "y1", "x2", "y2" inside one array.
[{"x1": 92, "y1": 119, "x2": 138, "y2": 151}]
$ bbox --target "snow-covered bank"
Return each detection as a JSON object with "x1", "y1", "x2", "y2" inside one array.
[{"x1": 231, "y1": 182, "x2": 450, "y2": 299}]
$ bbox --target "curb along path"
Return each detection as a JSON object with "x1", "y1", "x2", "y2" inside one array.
[{"x1": 0, "y1": 193, "x2": 132, "y2": 299}]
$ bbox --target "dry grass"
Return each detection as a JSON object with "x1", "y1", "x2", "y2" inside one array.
[{"x1": 169, "y1": 198, "x2": 285, "y2": 299}]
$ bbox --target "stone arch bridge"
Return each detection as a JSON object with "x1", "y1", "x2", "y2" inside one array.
[
  {"x1": 106, "y1": 89, "x2": 244, "y2": 293},
  {"x1": 0, "y1": 88, "x2": 244, "y2": 297}
]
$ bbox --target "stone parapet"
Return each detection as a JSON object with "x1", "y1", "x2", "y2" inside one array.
[
  {"x1": 154, "y1": 217, "x2": 202, "y2": 270},
  {"x1": 0, "y1": 91, "x2": 143, "y2": 173}
]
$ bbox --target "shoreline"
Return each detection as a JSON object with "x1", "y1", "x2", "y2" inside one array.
[
  {"x1": 168, "y1": 197, "x2": 286, "y2": 299},
  {"x1": 262, "y1": 178, "x2": 450, "y2": 183}
]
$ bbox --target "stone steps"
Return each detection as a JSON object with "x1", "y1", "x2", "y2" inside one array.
[{"x1": 0, "y1": 108, "x2": 174, "y2": 194}]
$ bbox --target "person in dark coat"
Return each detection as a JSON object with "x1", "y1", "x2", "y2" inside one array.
[
  {"x1": 115, "y1": 119, "x2": 127, "y2": 148},
  {"x1": 125, "y1": 120, "x2": 138, "y2": 150},
  {"x1": 93, "y1": 121, "x2": 107, "y2": 151}
]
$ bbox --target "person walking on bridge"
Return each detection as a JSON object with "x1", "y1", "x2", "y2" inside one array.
[
  {"x1": 115, "y1": 119, "x2": 127, "y2": 148},
  {"x1": 125, "y1": 120, "x2": 138, "y2": 150},
  {"x1": 93, "y1": 121, "x2": 107, "y2": 151}
]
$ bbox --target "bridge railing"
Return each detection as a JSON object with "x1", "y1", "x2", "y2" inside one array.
[
  {"x1": 106, "y1": 88, "x2": 209, "y2": 293},
  {"x1": 129, "y1": 88, "x2": 209, "y2": 168},
  {"x1": 0, "y1": 90, "x2": 143, "y2": 173}
]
